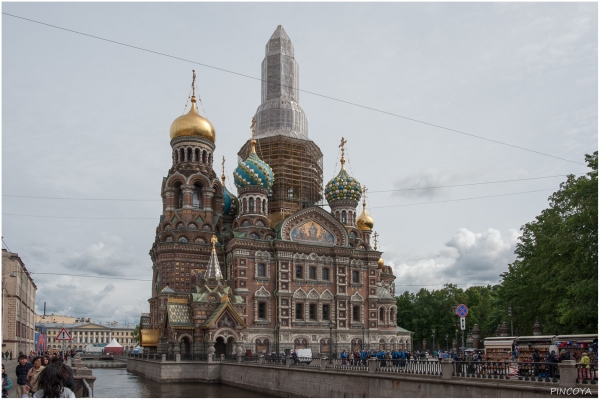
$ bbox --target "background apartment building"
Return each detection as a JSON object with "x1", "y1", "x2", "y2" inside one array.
[{"x1": 2, "y1": 249, "x2": 37, "y2": 355}]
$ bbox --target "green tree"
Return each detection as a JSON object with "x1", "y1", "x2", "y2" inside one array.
[
  {"x1": 131, "y1": 324, "x2": 141, "y2": 345},
  {"x1": 498, "y1": 151, "x2": 598, "y2": 334}
]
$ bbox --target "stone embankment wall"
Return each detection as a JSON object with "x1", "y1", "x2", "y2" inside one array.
[{"x1": 127, "y1": 358, "x2": 596, "y2": 398}]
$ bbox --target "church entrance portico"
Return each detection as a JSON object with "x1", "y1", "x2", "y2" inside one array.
[{"x1": 215, "y1": 337, "x2": 226, "y2": 356}]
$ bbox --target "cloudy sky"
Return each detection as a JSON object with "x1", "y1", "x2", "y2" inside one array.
[{"x1": 2, "y1": 3, "x2": 597, "y2": 323}]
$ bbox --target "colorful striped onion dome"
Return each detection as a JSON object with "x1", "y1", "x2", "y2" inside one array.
[
  {"x1": 325, "y1": 169, "x2": 362, "y2": 204},
  {"x1": 233, "y1": 152, "x2": 274, "y2": 190}
]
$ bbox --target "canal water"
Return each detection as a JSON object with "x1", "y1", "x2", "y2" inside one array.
[{"x1": 92, "y1": 367, "x2": 273, "y2": 398}]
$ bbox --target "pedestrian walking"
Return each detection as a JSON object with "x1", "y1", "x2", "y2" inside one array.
[
  {"x1": 21, "y1": 364, "x2": 75, "y2": 398},
  {"x1": 15, "y1": 355, "x2": 32, "y2": 398},
  {"x1": 2, "y1": 365, "x2": 12, "y2": 398},
  {"x1": 579, "y1": 352, "x2": 591, "y2": 381},
  {"x1": 27, "y1": 356, "x2": 45, "y2": 396}
]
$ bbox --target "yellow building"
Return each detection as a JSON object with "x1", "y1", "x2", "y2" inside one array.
[{"x1": 39, "y1": 321, "x2": 138, "y2": 352}]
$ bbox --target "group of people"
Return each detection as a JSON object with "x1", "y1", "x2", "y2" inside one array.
[
  {"x1": 2, "y1": 353, "x2": 12, "y2": 362},
  {"x1": 10, "y1": 353, "x2": 75, "y2": 398},
  {"x1": 338, "y1": 349, "x2": 414, "y2": 367}
]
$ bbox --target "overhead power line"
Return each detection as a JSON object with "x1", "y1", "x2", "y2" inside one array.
[
  {"x1": 2, "y1": 173, "x2": 583, "y2": 202},
  {"x1": 2, "y1": 214, "x2": 155, "y2": 220},
  {"x1": 31, "y1": 272, "x2": 151, "y2": 281},
  {"x1": 2, "y1": 195, "x2": 159, "y2": 201},
  {"x1": 2, "y1": 12, "x2": 586, "y2": 166},
  {"x1": 3, "y1": 187, "x2": 559, "y2": 218},
  {"x1": 370, "y1": 188, "x2": 556, "y2": 209},
  {"x1": 369, "y1": 173, "x2": 585, "y2": 193}
]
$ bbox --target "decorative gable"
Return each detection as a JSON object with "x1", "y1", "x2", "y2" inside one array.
[{"x1": 280, "y1": 207, "x2": 349, "y2": 247}]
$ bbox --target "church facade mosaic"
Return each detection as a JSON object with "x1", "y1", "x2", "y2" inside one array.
[{"x1": 143, "y1": 26, "x2": 412, "y2": 358}]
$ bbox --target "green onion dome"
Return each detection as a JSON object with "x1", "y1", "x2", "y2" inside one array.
[
  {"x1": 233, "y1": 152, "x2": 274, "y2": 190},
  {"x1": 325, "y1": 169, "x2": 362, "y2": 204}
]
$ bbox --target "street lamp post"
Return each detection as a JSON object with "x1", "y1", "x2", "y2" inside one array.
[
  {"x1": 328, "y1": 321, "x2": 334, "y2": 361},
  {"x1": 431, "y1": 329, "x2": 436, "y2": 355},
  {"x1": 508, "y1": 307, "x2": 514, "y2": 337},
  {"x1": 362, "y1": 326, "x2": 365, "y2": 351},
  {"x1": 275, "y1": 321, "x2": 280, "y2": 355},
  {"x1": 451, "y1": 304, "x2": 459, "y2": 353},
  {"x1": 445, "y1": 334, "x2": 449, "y2": 352}
]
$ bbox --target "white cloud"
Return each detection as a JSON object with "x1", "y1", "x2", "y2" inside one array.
[
  {"x1": 62, "y1": 234, "x2": 137, "y2": 276},
  {"x1": 391, "y1": 168, "x2": 472, "y2": 199},
  {"x1": 29, "y1": 246, "x2": 50, "y2": 262},
  {"x1": 37, "y1": 280, "x2": 115, "y2": 317},
  {"x1": 391, "y1": 228, "x2": 519, "y2": 293}
]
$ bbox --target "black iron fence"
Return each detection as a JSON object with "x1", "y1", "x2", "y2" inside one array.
[
  {"x1": 326, "y1": 356, "x2": 368, "y2": 371},
  {"x1": 378, "y1": 360, "x2": 441, "y2": 376},
  {"x1": 451, "y1": 361, "x2": 596, "y2": 383},
  {"x1": 576, "y1": 364, "x2": 598, "y2": 384}
]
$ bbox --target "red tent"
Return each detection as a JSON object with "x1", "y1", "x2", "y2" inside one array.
[{"x1": 104, "y1": 338, "x2": 124, "y2": 355}]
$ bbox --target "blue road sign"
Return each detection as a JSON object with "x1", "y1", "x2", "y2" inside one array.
[{"x1": 457, "y1": 304, "x2": 469, "y2": 318}]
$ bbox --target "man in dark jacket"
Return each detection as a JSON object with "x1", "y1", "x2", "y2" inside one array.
[
  {"x1": 15, "y1": 355, "x2": 32, "y2": 398},
  {"x1": 547, "y1": 350, "x2": 558, "y2": 378}
]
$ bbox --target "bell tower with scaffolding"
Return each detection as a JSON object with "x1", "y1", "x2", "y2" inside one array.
[{"x1": 237, "y1": 25, "x2": 323, "y2": 227}]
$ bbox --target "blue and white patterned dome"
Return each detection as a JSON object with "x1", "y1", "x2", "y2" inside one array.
[
  {"x1": 222, "y1": 186, "x2": 239, "y2": 216},
  {"x1": 234, "y1": 152, "x2": 274, "y2": 190},
  {"x1": 325, "y1": 169, "x2": 362, "y2": 204}
]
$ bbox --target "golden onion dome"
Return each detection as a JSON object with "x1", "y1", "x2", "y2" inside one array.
[
  {"x1": 356, "y1": 206, "x2": 374, "y2": 231},
  {"x1": 378, "y1": 258, "x2": 384, "y2": 268},
  {"x1": 169, "y1": 96, "x2": 216, "y2": 143}
]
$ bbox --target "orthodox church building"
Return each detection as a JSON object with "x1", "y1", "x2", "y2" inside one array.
[{"x1": 143, "y1": 25, "x2": 412, "y2": 357}]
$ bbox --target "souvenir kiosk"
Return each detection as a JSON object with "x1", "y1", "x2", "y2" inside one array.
[
  {"x1": 483, "y1": 337, "x2": 516, "y2": 361},
  {"x1": 516, "y1": 336, "x2": 555, "y2": 362},
  {"x1": 553, "y1": 334, "x2": 598, "y2": 362}
]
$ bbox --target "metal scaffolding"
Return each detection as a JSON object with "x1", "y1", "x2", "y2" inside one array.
[{"x1": 238, "y1": 135, "x2": 323, "y2": 226}]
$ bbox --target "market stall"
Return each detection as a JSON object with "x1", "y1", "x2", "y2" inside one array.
[
  {"x1": 516, "y1": 336, "x2": 555, "y2": 362},
  {"x1": 553, "y1": 334, "x2": 598, "y2": 363},
  {"x1": 483, "y1": 337, "x2": 516, "y2": 362}
]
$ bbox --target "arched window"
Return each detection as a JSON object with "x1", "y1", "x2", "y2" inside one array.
[
  {"x1": 192, "y1": 185, "x2": 202, "y2": 208},
  {"x1": 174, "y1": 182, "x2": 183, "y2": 209},
  {"x1": 379, "y1": 308, "x2": 384, "y2": 321},
  {"x1": 309, "y1": 267, "x2": 316, "y2": 279},
  {"x1": 349, "y1": 211, "x2": 353, "y2": 224},
  {"x1": 202, "y1": 150, "x2": 207, "y2": 164},
  {"x1": 242, "y1": 198, "x2": 247, "y2": 213},
  {"x1": 257, "y1": 264, "x2": 266, "y2": 277},
  {"x1": 187, "y1": 148, "x2": 192, "y2": 162},
  {"x1": 256, "y1": 197, "x2": 261, "y2": 213},
  {"x1": 342, "y1": 210, "x2": 347, "y2": 224},
  {"x1": 262, "y1": 199, "x2": 266, "y2": 214},
  {"x1": 249, "y1": 197, "x2": 254, "y2": 212},
  {"x1": 179, "y1": 148, "x2": 185, "y2": 163},
  {"x1": 352, "y1": 270, "x2": 359, "y2": 283},
  {"x1": 322, "y1": 268, "x2": 329, "y2": 281},
  {"x1": 195, "y1": 148, "x2": 200, "y2": 162},
  {"x1": 390, "y1": 309, "x2": 394, "y2": 323}
]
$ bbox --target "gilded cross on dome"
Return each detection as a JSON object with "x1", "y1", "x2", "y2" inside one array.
[
  {"x1": 373, "y1": 231, "x2": 379, "y2": 250},
  {"x1": 221, "y1": 156, "x2": 226, "y2": 185},
  {"x1": 250, "y1": 117, "x2": 257, "y2": 153},
  {"x1": 211, "y1": 235, "x2": 218, "y2": 248},
  {"x1": 339, "y1": 137, "x2": 347, "y2": 170},
  {"x1": 191, "y1": 70, "x2": 196, "y2": 98}
]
